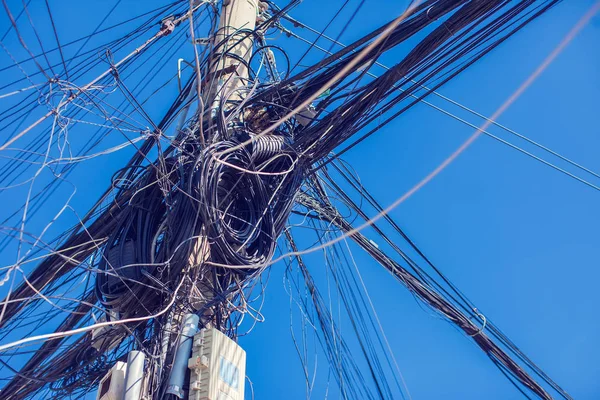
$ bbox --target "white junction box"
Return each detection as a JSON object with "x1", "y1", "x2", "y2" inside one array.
[
  {"x1": 188, "y1": 328, "x2": 246, "y2": 400},
  {"x1": 97, "y1": 361, "x2": 127, "y2": 400}
]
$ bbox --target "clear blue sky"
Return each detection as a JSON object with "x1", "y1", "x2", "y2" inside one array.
[{"x1": 0, "y1": 1, "x2": 599, "y2": 399}]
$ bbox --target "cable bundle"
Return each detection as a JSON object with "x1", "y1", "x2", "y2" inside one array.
[
  {"x1": 0, "y1": 1, "x2": 574, "y2": 399},
  {"x1": 195, "y1": 139, "x2": 296, "y2": 270}
]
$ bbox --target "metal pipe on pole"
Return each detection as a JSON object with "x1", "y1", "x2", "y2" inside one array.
[{"x1": 123, "y1": 351, "x2": 145, "y2": 400}]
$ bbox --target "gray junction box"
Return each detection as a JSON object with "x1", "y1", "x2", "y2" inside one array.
[{"x1": 187, "y1": 327, "x2": 246, "y2": 400}]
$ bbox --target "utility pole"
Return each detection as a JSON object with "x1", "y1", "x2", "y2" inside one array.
[
  {"x1": 186, "y1": 0, "x2": 263, "y2": 328},
  {"x1": 209, "y1": 0, "x2": 260, "y2": 110},
  {"x1": 188, "y1": 0, "x2": 261, "y2": 319},
  {"x1": 97, "y1": 2, "x2": 261, "y2": 400},
  {"x1": 170, "y1": 1, "x2": 262, "y2": 399}
]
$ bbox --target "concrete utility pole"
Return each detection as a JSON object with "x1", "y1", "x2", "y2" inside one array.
[
  {"x1": 190, "y1": 0, "x2": 261, "y2": 314},
  {"x1": 190, "y1": 0, "x2": 261, "y2": 321},
  {"x1": 179, "y1": 2, "x2": 260, "y2": 400},
  {"x1": 97, "y1": 2, "x2": 262, "y2": 400},
  {"x1": 209, "y1": 0, "x2": 260, "y2": 110},
  {"x1": 180, "y1": 1, "x2": 261, "y2": 400}
]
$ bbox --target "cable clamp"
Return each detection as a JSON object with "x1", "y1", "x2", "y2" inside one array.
[
  {"x1": 159, "y1": 17, "x2": 176, "y2": 37},
  {"x1": 193, "y1": 37, "x2": 211, "y2": 45}
]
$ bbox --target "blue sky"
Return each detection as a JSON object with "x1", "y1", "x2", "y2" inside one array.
[{"x1": 0, "y1": 0, "x2": 599, "y2": 399}]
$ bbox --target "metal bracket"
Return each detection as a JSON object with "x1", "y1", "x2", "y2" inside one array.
[{"x1": 193, "y1": 37, "x2": 211, "y2": 45}]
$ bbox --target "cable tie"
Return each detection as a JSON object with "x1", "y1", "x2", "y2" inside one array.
[{"x1": 469, "y1": 308, "x2": 487, "y2": 336}]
